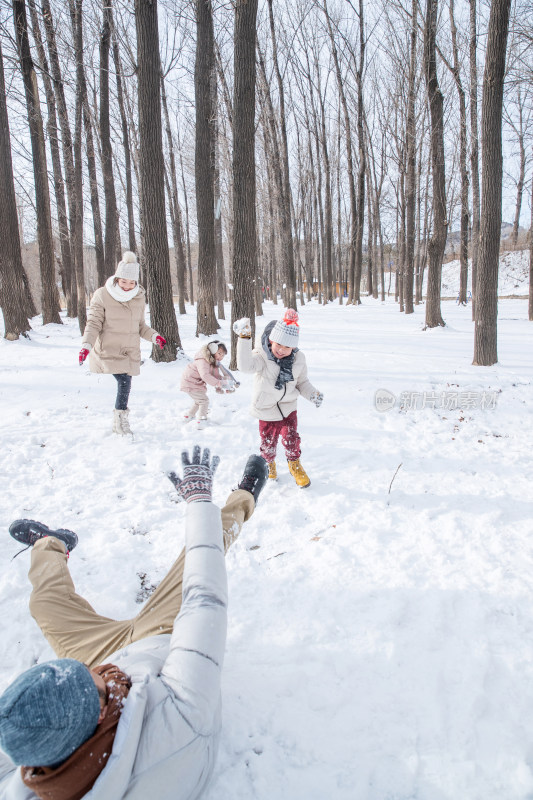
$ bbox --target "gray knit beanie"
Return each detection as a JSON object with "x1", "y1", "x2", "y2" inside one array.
[
  {"x1": 269, "y1": 308, "x2": 300, "y2": 348},
  {"x1": 0, "y1": 659, "x2": 100, "y2": 767},
  {"x1": 115, "y1": 251, "x2": 139, "y2": 281}
]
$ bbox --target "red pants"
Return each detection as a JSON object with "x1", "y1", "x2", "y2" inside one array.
[{"x1": 259, "y1": 410, "x2": 301, "y2": 463}]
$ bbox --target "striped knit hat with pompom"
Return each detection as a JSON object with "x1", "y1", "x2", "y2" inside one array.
[
  {"x1": 269, "y1": 308, "x2": 299, "y2": 348},
  {"x1": 115, "y1": 251, "x2": 139, "y2": 282}
]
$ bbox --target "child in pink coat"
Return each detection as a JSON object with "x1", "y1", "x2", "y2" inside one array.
[{"x1": 180, "y1": 341, "x2": 229, "y2": 429}]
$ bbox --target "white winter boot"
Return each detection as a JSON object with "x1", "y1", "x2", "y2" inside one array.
[{"x1": 113, "y1": 408, "x2": 133, "y2": 436}]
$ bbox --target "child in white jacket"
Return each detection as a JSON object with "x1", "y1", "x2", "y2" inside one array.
[{"x1": 234, "y1": 309, "x2": 323, "y2": 488}]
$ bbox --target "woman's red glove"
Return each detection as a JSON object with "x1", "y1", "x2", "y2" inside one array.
[
  {"x1": 79, "y1": 348, "x2": 90, "y2": 365},
  {"x1": 155, "y1": 335, "x2": 166, "y2": 350}
]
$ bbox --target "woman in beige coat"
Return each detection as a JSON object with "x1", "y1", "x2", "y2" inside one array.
[{"x1": 79, "y1": 252, "x2": 166, "y2": 435}]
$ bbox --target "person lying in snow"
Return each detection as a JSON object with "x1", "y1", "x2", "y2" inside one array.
[
  {"x1": 233, "y1": 309, "x2": 323, "y2": 488},
  {"x1": 0, "y1": 447, "x2": 268, "y2": 800}
]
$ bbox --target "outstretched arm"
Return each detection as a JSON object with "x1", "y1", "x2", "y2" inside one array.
[{"x1": 162, "y1": 448, "x2": 227, "y2": 735}]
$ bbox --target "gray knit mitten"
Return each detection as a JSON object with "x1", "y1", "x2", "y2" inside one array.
[{"x1": 167, "y1": 446, "x2": 220, "y2": 503}]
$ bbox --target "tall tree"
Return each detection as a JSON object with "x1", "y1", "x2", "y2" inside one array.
[
  {"x1": 69, "y1": 0, "x2": 88, "y2": 332},
  {"x1": 195, "y1": 0, "x2": 219, "y2": 335},
  {"x1": 13, "y1": 0, "x2": 61, "y2": 325},
  {"x1": 405, "y1": 0, "x2": 418, "y2": 314},
  {"x1": 100, "y1": 0, "x2": 118, "y2": 278},
  {"x1": 161, "y1": 71, "x2": 187, "y2": 315},
  {"x1": 469, "y1": 0, "x2": 481, "y2": 320},
  {"x1": 41, "y1": 0, "x2": 78, "y2": 316},
  {"x1": 135, "y1": 0, "x2": 181, "y2": 358},
  {"x1": 353, "y1": 0, "x2": 366, "y2": 305},
  {"x1": 267, "y1": 0, "x2": 297, "y2": 309},
  {"x1": 473, "y1": 0, "x2": 512, "y2": 365},
  {"x1": 423, "y1": 0, "x2": 446, "y2": 328},
  {"x1": 0, "y1": 41, "x2": 33, "y2": 337},
  {"x1": 449, "y1": 0, "x2": 469, "y2": 305},
  {"x1": 230, "y1": 0, "x2": 259, "y2": 368},
  {"x1": 112, "y1": 29, "x2": 136, "y2": 253},
  {"x1": 27, "y1": 0, "x2": 73, "y2": 315}
]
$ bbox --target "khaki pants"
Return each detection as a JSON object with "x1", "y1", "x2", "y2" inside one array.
[
  {"x1": 184, "y1": 388, "x2": 209, "y2": 419},
  {"x1": 28, "y1": 490, "x2": 254, "y2": 669}
]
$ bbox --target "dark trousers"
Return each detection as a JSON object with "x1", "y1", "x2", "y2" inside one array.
[
  {"x1": 259, "y1": 410, "x2": 301, "y2": 463},
  {"x1": 113, "y1": 374, "x2": 132, "y2": 410}
]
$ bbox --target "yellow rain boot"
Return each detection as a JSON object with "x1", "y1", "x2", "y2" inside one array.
[
  {"x1": 268, "y1": 461, "x2": 277, "y2": 481},
  {"x1": 288, "y1": 459, "x2": 310, "y2": 488}
]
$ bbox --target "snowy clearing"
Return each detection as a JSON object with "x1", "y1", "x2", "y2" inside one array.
[{"x1": 1, "y1": 289, "x2": 533, "y2": 800}]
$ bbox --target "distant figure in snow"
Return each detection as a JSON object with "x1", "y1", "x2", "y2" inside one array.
[
  {"x1": 180, "y1": 340, "x2": 235, "y2": 430},
  {"x1": 0, "y1": 446, "x2": 268, "y2": 800},
  {"x1": 234, "y1": 309, "x2": 323, "y2": 488},
  {"x1": 78, "y1": 251, "x2": 166, "y2": 436}
]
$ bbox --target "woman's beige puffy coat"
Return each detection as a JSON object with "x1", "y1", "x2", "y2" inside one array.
[{"x1": 82, "y1": 283, "x2": 157, "y2": 376}]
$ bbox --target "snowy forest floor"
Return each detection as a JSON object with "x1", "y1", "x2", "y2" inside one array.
[{"x1": 1, "y1": 291, "x2": 533, "y2": 800}]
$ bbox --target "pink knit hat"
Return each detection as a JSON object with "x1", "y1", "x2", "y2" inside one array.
[{"x1": 269, "y1": 309, "x2": 299, "y2": 348}]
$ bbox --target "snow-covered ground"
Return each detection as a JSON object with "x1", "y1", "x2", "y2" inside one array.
[{"x1": 1, "y1": 286, "x2": 532, "y2": 799}]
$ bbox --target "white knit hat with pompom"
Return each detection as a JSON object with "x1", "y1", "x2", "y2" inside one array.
[{"x1": 115, "y1": 251, "x2": 139, "y2": 281}]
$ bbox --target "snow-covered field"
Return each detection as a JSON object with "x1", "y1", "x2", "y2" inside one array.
[{"x1": 1, "y1": 286, "x2": 533, "y2": 799}]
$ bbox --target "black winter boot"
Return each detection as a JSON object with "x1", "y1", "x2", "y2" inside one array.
[
  {"x1": 9, "y1": 519, "x2": 78, "y2": 558},
  {"x1": 237, "y1": 455, "x2": 269, "y2": 504}
]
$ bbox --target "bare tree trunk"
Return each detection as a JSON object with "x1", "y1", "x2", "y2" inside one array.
[
  {"x1": 323, "y1": 0, "x2": 357, "y2": 305},
  {"x1": 14, "y1": 0, "x2": 61, "y2": 325},
  {"x1": 0, "y1": 41, "x2": 33, "y2": 336},
  {"x1": 112, "y1": 29, "x2": 136, "y2": 253},
  {"x1": 317, "y1": 78, "x2": 333, "y2": 302},
  {"x1": 212, "y1": 68, "x2": 225, "y2": 321},
  {"x1": 179, "y1": 147, "x2": 194, "y2": 305},
  {"x1": 528, "y1": 155, "x2": 533, "y2": 322},
  {"x1": 266, "y1": 0, "x2": 296, "y2": 309},
  {"x1": 230, "y1": 0, "x2": 258, "y2": 368},
  {"x1": 353, "y1": 0, "x2": 365, "y2": 306},
  {"x1": 161, "y1": 73, "x2": 187, "y2": 315},
  {"x1": 405, "y1": 0, "x2": 417, "y2": 314},
  {"x1": 100, "y1": 0, "x2": 117, "y2": 279},
  {"x1": 469, "y1": 0, "x2": 481, "y2": 320},
  {"x1": 41, "y1": 0, "x2": 77, "y2": 316},
  {"x1": 135, "y1": 0, "x2": 181, "y2": 358},
  {"x1": 423, "y1": 0, "x2": 446, "y2": 328},
  {"x1": 28, "y1": 0, "x2": 73, "y2": 314},
  {"x1": 510, "y1": 92, "x2": 526, "y2": 247},
  {"x1": 69, "y1": 0, "x2": 87, "y2": 332},
  {"x1": 473, "y1": 0, "x2": 511, "y2": 365},
  {"x1": 195, "y1": 0, "x2": 218, "y2": 335},
  {"x1": 449, "y1": 0, "x2": 470, "y2": 305}
]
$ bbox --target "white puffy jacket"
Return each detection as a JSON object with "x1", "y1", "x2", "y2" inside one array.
[
  {"x1": 0, "y1": 502, "x2": 227, "y2": 800},
  {"x1": 237, "y1": 336, "x2": 317, "y2": 421}
]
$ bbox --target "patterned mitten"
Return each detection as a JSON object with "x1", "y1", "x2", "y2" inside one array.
[{"x1": 167, "y1": 445, "x2": 220, "y2": 503}]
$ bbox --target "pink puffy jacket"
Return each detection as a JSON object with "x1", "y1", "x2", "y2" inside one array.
[{"x1": 180, "y1": 346, "x2": 223, "y2": 393}]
